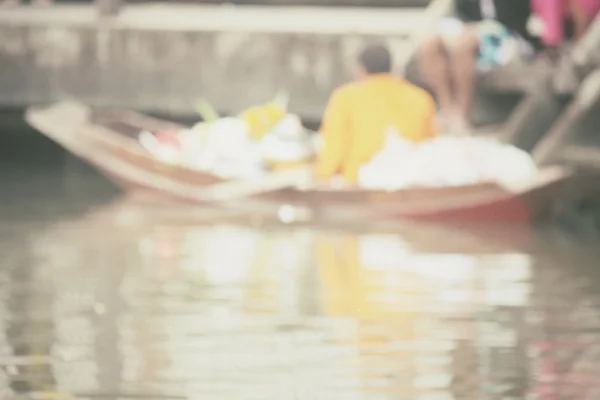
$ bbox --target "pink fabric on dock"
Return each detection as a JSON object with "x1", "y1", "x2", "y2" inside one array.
[{"x1": 532, "y1": 0, "x2": 600, "y2": 46}]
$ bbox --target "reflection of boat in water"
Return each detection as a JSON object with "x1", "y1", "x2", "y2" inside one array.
[
  {"x1": 29, "y1": 203, "x2": 570, "y2": 398},
  {"x1": 314, "y1": 232, "x2": 534, "y2": 397},
  {"x1": 22, "y1": 194, "x2": 600, "y2": 398},
  {"x1": 86, "y1": 197, "x2": 534, "y2": 255},
  {"x1": 26, "y1": 101, "x2": 573, "y2": 224}
]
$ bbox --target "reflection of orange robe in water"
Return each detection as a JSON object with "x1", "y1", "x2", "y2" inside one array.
[
  {"x1": 317, "y1": 75, "x2": 437, "y2": 183},
  {"x1": 315, "y1": 235, "x2": 427, "y2": 395}
]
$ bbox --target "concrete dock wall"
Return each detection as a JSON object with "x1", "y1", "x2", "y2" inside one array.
[{"x1": 0, "y1": 4, "x2": 425, "y2": 120}]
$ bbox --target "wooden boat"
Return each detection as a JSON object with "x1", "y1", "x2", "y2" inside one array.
[{"x1": 26, "y1": 101, "x2": 574, "y2": 224}]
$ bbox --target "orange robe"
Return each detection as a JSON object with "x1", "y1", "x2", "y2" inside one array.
[{"x1": 316, "y1": 74, "x2": 437, "y2": 183}]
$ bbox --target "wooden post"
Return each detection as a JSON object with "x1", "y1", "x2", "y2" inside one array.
[
  {"x1": 533, "y1": 70, "x2": 600, "y2": 165},
  {"x1": 499, "y1": 76, "x2": 564, "y2": 153}
]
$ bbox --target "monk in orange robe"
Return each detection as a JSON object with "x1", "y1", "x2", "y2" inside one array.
[{"x1": 316, "y1": 44, "x2": 437, "y2": 184}]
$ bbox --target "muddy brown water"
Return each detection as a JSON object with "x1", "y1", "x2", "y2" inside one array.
[{"x1": 2, "y1": 116, "x2": 600, "y2": 400}]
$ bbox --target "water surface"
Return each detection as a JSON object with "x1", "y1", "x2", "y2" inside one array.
[{"x1": 2, "y1": 121, "x2": 600, "y2": 400}]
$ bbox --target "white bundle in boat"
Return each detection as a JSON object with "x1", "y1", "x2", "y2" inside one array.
[
  {"x1": 358, "y1": 129, "x2": 417, "y2": 190},
  {"x1": 358, "y1": 132, "x2": 537, "y2": 190},
  {"x1": 179, "y1": 128, "x2": 205, "y2": 169},
  {"x1": 259, "y1": 115, "x2": 315, "y2": 163},
  {"x1": 191, "y1": 117, "x2": 266, "y2": 180},
  {"x1": 498, "y1": 147, "x2": 539, "y2": 185}
]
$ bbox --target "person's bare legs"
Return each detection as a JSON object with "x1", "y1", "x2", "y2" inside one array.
[
  {"x1": 450, "y1": 26, "x2": 480, "y2": 134},
  {"x1": 418, "y1": 34, "x2": 454, "y2": 130}
]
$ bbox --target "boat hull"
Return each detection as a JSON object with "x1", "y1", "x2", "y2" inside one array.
[{"x1": 26, "y1": 101, "x2": 573, "y2": 225}]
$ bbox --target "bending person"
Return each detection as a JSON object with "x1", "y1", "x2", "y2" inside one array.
[
  {"x1": 317, "y1": 43, "x2": 436, "y2": 185},
  {"x1": 418, "y1": 0, "x2": 541, "y2": 134},
  {"x1": 532, "y1": 0, "x2": 600, "y2": 47}
]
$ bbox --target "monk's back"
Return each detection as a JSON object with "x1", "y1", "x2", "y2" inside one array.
[
  {"x1": 336, "y1": 75, "x2": 436, "y2": 178},
  {"x1": 317, "y1": 44, "x2": 437, "y2": 183}
]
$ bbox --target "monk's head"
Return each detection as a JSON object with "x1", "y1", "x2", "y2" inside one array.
[{"x1": 356, "y1": 44, "x2": 392, "y2": 80}]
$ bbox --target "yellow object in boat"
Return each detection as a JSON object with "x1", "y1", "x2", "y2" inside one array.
[
  {"x1": 240, "y1": 103, "x2": 286, "y2": 140},
  {"x1": 267, "y1": 159, "x2": 315, "y2": 172}
]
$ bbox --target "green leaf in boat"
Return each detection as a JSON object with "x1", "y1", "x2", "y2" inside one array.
[{"x1": 194, "y1": 99, "x2": 220, "y2": 123}]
